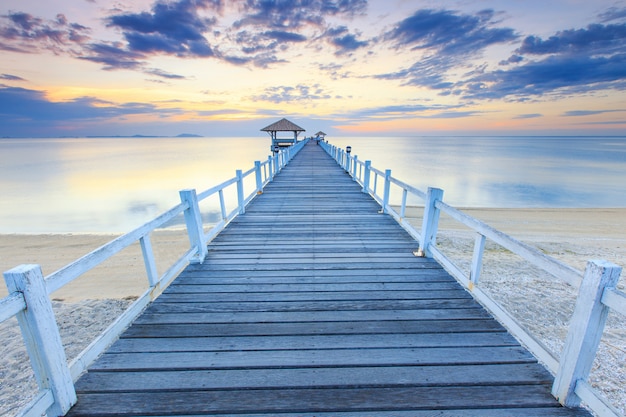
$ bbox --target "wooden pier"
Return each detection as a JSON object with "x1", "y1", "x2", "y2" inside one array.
[{"x1": 66, "y1": 142, "x2": 591, "y2": 416}]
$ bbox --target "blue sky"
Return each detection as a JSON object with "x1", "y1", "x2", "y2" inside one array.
[{"x1": 1, "y1": 0, "x2": 625, "y2": 137}]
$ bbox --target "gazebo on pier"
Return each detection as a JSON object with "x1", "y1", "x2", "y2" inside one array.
[
  {"x1": 261, "y1": 118, "x2": 305, "y2": 153},
  {"x1": 314, "y1": 131, "x2": 327, "y2": 142}
]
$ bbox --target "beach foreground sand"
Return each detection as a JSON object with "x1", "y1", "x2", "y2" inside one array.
[{"x1": 1, "y1": 208, "x2": 625, "y2": 415}]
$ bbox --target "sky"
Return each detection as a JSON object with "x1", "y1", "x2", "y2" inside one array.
[{"x1": 1, "y1": 0, "x2": 626, "y2": 137}]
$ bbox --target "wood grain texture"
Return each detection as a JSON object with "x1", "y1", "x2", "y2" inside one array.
[{"x1": 67, "y1": 141, "x2": 590, "y2": 416}]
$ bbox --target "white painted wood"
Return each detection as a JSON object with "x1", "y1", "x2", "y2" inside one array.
[
  {"x1": 470, "y1": 233, "x2": 486, "y2": 288},
  {"x1": 382, "y1": 169, "x2": 391, "y2": 214},
  {"x1": 389, "y1": 176, "x2": 427, "y2": 200},
  {"x1": 418, "y1": 187, "x2": 444, "y2": 257},
  {"x1": 16, "y1": 388, "x2": 54, "y2": 417},
  {"x1": 69, "y1": 246, "x2": 199, "y2": 380},
  {"x1": 45, "y1": 203, "x2": 186, "y2": 294},
  {"x1": 552, "y1": 260, "x2": 622, "y2": 407},
  {"x1": 0, "y1": 291, "x2": 26, "y2": 323},
  {"x1": 430, "y1": 245, "x2": 560, "y2": 373},
  {"x1": 400, "y1": 189, "x2": 408, "y2": 219},
  {"x1": 430, "y1": 246, "x2": 469, "y2": 287},
  {"x1": 363, "y1": 160, "x2": 371, "y2": 193},
  {"x1": 436, "y1": 200, "x2": 583, "y2": 288},
  {"x1": 573, "y1": 380, "x2": 621, "y2": 417},
  {"x1": 140, "y1": 234, "x2": 159, "y2": 287},
  {"x1": 602, "y1": 288, "x2": 626, "y2": 316},
  {"x1": 255, "y1": 161, "x2": 263, "y2": 192},
  {"x1": 4, "y1": 264, "x2": 76, "y2": 416},
  {"x1": 180, "y1": 189, "x2": 208, "y2": 264},
  {"x1": 70, "y1": 291, "x2": 151, "y2": 380},
  {"x1": 236, "y1": 169, "x2": 245, "y2": 215},
  {"x1": 398, "y1": 218, "x2": 422, "y2": 244},
  {"x1": 157, "y1": 247, "x2": 196, "y2": 290},
  {"x1": 218, "y1": 189, "x2": 227, "y2": 219}
]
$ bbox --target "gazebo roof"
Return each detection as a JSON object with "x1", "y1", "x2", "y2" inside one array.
[
  {"x1": 261, "y1": 118, "x2": 305, "y2": 132},
  {"x1": 315, "y1": 131, "x2": 327, "y2": 136}
]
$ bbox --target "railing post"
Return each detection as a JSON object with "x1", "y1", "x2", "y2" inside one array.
[
  {"x1": 254, "y1": 160, "x2": 263, "y2": 193},
  {"x1": 218, "y1": 189, "x2": 227, "y2": 220},
  {"x1": 3, "y1": 264, "x2": 77, "y2": 416},
  {"x1": 352, "y1": 155, "x2": 358, "y2": 180},
  {"x1": 236, "y1": 169, "x2": 245, "y2": 214},
  {"x1": 400, "y1": 188, "x2": 408, "y2": 219},
  {"x1": 268, "y1": 155, "x2": 274, "y2": 181},
  {"x1": 139, "y1": 233, "x2": 159, "y2": 287},
  {"x1": 552, "y1": 260, "x2": 622, "y2": 407},
  {"x1": 382, "y1": 169, "x2": 391, "y2": 213},
  {"x1": 417, "y1": 187, "x2": 444, "y2": 257},
  {"x1": 363, "y1": 160, "x2": 371, "y2": 193},
  {"x1": 469, "y1": 233, "x2": 486, "y2": 290},
  {"x1": 179, "y1": 189, "x2": 208, "y2": 263},
  {"x1": 273, "y1": 153, "x2": 279, "y2": 176}
]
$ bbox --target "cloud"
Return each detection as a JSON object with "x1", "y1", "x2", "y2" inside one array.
[
  {"x1": 598, "y1": 7, "x2": 626, "y2": 22},
  {"x1": 516, "y1": 23, "x2": 626, "y2": 56},
  {"x1": 384, "y1": 9, "x2": 517, "y2": 54},
  {"x1": 514, "y1": 113, "x2": 542, "y2": 119},
  {"x1": 378, "y1": 10, "x2": 626, "y2": 102},
  {"x1": 324, "y1": 26, "x2": 369, "y2": 55},
  {"x1": 0, "y1": 73, "x2": 26, "y2": 81},
  {"x1": 378, "y1": 9, "x2": 518, "y2": 88},
  {"x1": 463, "y1": 53, "x2": 626, "y2": 100},
  {"x1": 1, "y1": 0, "x2": 369, "y2": 74},
  {"x1": 339, "y1": 103, "x2": 478, "y2": 121},
  {"x1": 235, "y1": 0, "x2": 367, "y2": 29},
  {"x1": 105, "y1": 0, "x2": 218, "y2": 58},
  {"x1": 80, "y1": 41, "x2": 146, "y2": 69},
  {"x1": 562, "y1": 109, "x2": 624, "y2": 117},
  {"x1": 0, "y1": 86, "x2": 177, "y2": 126},
  {"x1": 251, "y1": 84, "x2": 332, "y2": 103},
  {"x1": 0, "y1": 11, "x2": 91, "y2": 54},
  {"x1": 263, "y1": 30, "x2": 307, "y2": 43},
  {"x1": 144, "y1": 68, "x2": 187, "y2": 79}
]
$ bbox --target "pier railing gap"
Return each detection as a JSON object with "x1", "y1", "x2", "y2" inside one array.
[
  {"x1": 0, "y1": 139, "x2": 308, "y2": 417},
  {"x1": 319, "y1": 139, "x2": 625, "y2": 417}
]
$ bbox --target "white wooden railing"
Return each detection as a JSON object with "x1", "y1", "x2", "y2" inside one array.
[
  {"x1": 0, "y1": 139, "x2": 309, "y2": 417},
  {"x1": 320, "y1": 139, "x2": 625, "y2": 417}
]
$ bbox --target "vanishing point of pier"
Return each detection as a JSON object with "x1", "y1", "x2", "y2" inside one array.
[{"x1": 63, "y1": 141, "x2": 591, "y2": 416}]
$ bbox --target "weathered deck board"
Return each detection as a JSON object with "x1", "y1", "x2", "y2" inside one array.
[{"x1": 67, "y1": 141, "x2": 590, "y2": 416}]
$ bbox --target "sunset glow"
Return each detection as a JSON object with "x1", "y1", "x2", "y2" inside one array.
[{"x1": 1, "y1": 0, "x2": 625, "y2": 137}]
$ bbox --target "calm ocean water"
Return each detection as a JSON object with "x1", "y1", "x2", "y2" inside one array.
[{"x1": 1, "y1": 136, "x2": 625, "y2": 233}]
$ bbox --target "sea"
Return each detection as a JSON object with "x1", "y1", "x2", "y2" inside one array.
[{"x1": 1, "y1": 135, "x2": 625, "y2": 233}]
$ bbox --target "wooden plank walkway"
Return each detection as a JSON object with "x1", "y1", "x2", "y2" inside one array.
[{"x1": 67, "y1": 141, "x2": 591, "y2": 416}]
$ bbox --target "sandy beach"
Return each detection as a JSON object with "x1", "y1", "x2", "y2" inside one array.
[{"x1": 1, "y1": 208, "x2": 625, "y2": 415}]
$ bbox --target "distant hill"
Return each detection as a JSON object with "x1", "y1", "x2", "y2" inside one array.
[{"x1": 176, "y1": 133, "x2": 203, "y2": 137}]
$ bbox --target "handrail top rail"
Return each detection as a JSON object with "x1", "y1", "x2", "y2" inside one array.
[
  {"x1": 45, "y1": 201, "x2": 189, "y2": 294},
  {"x1": 435, "y1": 199, "x2": 584, "y2": 288}
]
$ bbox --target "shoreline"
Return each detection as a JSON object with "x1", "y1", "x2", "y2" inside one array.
[{"x1": 2, "y1": 208, "x2": 625, "y2": 300}]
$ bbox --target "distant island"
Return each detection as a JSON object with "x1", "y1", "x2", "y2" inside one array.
[
  {"x1": 83, "y1": 133, "x2": 204, "y2": 138},
  {"x1": 175, "y1": 133, "x2": 203, "y2": 138}
]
